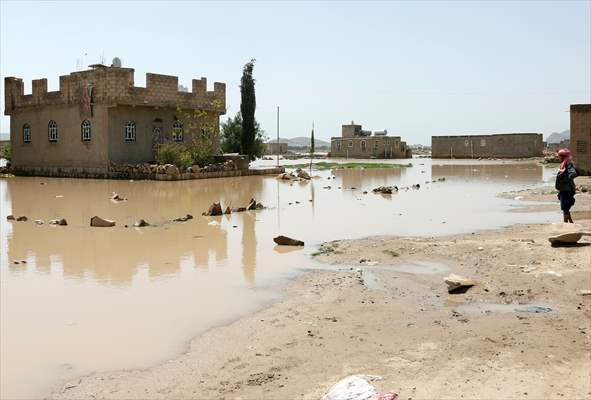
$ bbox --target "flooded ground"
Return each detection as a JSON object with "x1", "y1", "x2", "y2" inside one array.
[{"x1": 0, "y1": 158, "x2": 557, "y2": 398}]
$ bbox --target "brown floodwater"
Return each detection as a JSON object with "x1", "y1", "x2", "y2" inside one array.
[{"x1": 0, "y1": 159, "x2": 557, "y2": 398}]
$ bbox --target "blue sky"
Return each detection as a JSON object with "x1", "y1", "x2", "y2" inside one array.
[{"x1": 1, "y1": 1, "x2": 589, "y2": 144}]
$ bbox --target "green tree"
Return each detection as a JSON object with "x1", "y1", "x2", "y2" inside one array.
[
  {"x1": 1, "y1": 143, "x2": 11, "y2": 161},
  {"x1": 220, "y1": 112, "x2": 267, "y2": 158},
  {"x1": 240, "y1": 59, "x2": 257, "y2": 160}
]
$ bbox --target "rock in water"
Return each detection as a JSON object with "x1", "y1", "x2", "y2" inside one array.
[
  {"x1": 247, "y1": 198, "x2": 257, "y2": 211},
  {"x1": 297, "y1": 169, "x2": 311, "y2": 180},
  {"x1": 273, "y1": 235, "x2": 304, "y2": 246},
  {"x1": 444, "y1": 274, "x2": 477, "y2": 294},
  {"x1": 224, "y1": 206, "x2": 232, "y2": 215},
  {"x1": 90, "y1": 216, "x2": 116, "y2": 227},
  {"x1": 6, "y1": 215, "x2": 15, "y2": 221},
  {"x1": 16, "y1": 216, "x2": 28, "y2": 222},
  {"x1": 203, "y1": 202, "x2": 223, "y2": 216},
  {"x1": 58, "y1": 218, "x2": 68, "y2": 226},
  {"x1": 548, "y1": 232, "x2": 587, "y2": 245},
  {"x1": 133, "y1": 219, "x2": 150, "y2": 227},
  {"x1": 165, "y1": 164, "x2": 179, "y2": 175}
]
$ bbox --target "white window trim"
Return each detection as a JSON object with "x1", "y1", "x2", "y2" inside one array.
[
  {"x1": 81, "y1": 120, "x2": 91, "y2": 142},
  {"x1": 172, "y1": 121, "x2": 183, "y2": 142},
  {"x1": 23, "y1": 124, "x2": 31, "y2": 143},
  {"x1": 48, "y1": 120, "x2": 58, "y2": 142},
  {"x1": 125, "y1": 121, "x2": 136, "y2": 142}
]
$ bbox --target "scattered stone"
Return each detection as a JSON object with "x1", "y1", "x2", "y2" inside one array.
[
  {"x1": 90, "y1": 216, "x2": 116, "y2": 227},
  {"x1": 16, "y1": 216, "x2": 28, "y2": 222},
  {"x1": 273, "y1": 235, "x2": 304, "y2": 246},
  {"x1": 224, "y1": 206, "x2": 232, "y2": 215},
  {"x1": 548, "y1": 232, "x2": 589, "y2": 245},
  {"x1": 372, "y1": 186, "x2": 398, "y2": 195},
  {"x1": 477, "y1": 246, "x2": 484, "y2": 251},
  {"x1": 246, "y1": 198, "x2": 264, "y2": 211},
  {"x1": 165, "y1": 164, "x2": 180, "y2": 175},
  {"x1": 49, "y1": 218, "x2": 68, "y2": 226},
  {"x1": 34, "y1": 219, "x2": 44, "y2": 225},
  {"x1": 412, "y1": 184, "x2": 420, "y2": 189},
  {"x1": 173, "y1": 214, "x2": 194, "y2": 222},
  {"x1": 6, "y1": 215, "x2": 15, "y2": 221},
  {"x1": 111, "y1": 192, "x2": 127, "y2": 202},
  {"x1": 444, "y1": 274, "x2": 477, "y2": 294},
  {"x1": 296, "y1": 169, "x2": 311, "y2": 180},
  {"x1": 437, "y1": 177, "x2": 446, "y2": 182},
  {"x1": 133, "y1": 219, "x2": 150, "y2": 227},
  {"x1": 203, "y1": 202, "x2": 223, "y2": 216}
]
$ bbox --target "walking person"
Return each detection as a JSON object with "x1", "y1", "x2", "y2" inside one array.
[{"x1": 555, "y1": 148, "x2": 578, "y2": 223}]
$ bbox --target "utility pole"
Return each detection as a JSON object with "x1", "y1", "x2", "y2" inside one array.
[{"x1": 276, "y1": 106, "x2": 280, "y2": 167}]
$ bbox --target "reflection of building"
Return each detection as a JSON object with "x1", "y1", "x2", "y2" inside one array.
[
  {"x1": 4, "y1": 64, "x2": 226, "y2": 176},
  {"x1": 570, "y1": 104, "x2": 591, "y2": 175},
  {"x1": 265, "y1": 140, "x2": 288, "y2": 155},
  {"x1": 431, "y1": 163, "x2": 543, "y2": 181},
  {"x1": 330, "y1": 122, "x2": 412, "y2": 159},
  {"x1": 432, "y1": 133, "x2": 543, "y2": 159}
]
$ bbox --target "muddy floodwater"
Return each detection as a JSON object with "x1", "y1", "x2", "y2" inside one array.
[{"x1": 0, "y1": 159, "x2": 556, "y2": 398}]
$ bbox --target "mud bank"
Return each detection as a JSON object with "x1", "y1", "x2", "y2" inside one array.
[{"x1": 52, "y1": 187, "x2": 591, "y2": 399}]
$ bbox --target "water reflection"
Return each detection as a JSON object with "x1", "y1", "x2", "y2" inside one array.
[{"x1": 1, "y1": 159, "x2": 555, "y2": 399}]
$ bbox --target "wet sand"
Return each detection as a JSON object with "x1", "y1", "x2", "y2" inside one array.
[{"x1": 50, "y1": 178, "x2": 591, "y2": 399}]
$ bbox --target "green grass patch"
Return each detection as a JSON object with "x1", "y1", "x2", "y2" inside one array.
[
  {"x1": 383, "y1": 249, "x2": 400, "y2": 257},
  {"x1": 284, "y1": 161, "x2": 412, "y2": 170}
]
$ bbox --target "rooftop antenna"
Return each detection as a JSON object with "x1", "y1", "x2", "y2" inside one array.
[{"x1": 99, "y1": 51, "x2": 105, "y2": 65}]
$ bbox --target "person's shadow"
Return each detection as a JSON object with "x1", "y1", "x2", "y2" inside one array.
[{"x1": 550, "y1": 242, "x2": 591, "y2": 248}]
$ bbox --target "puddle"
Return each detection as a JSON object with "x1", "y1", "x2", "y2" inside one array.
[
  {"x1": 0, "y1": 159, "x2": 557, "y2": 398},
  {"x1": 455, "y1": 302, "x2": 554, "y2": 314}
]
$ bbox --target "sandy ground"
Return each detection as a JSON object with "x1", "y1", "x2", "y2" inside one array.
[{"x1": 52, "y1": 180, "x2": 591, "y2": 400}]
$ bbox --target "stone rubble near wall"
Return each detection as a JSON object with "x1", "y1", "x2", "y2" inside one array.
[{"x1": 8, "y1": 162, "x2": 284, "y2": 181}]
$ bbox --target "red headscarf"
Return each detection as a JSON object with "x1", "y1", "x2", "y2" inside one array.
[{"x1": 557, "y1": 148, "x2": 572, "y2": 171}]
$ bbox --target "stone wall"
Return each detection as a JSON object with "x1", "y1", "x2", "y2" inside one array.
[
  {"x1": 432, "y1": 133, "x2": 543, "y2": 158},
  {"x1": 570, "y1": 104, "x2": 591, "y2": 175}
]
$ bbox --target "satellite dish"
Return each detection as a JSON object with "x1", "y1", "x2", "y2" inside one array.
[{"x1": 111, "y1": 57, "x2": 122, "y2": 68}]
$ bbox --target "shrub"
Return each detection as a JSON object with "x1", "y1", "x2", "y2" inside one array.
[{"x1": 1, "y1": 143, "x2": 11, "y2": 161}]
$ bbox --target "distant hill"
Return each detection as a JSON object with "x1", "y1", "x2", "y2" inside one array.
[
  {"x1": 546, "y1": 129, "x2": 569, "y2": 144},
  {"x1": 268, "y1": 136, "x2": 330, "y2": 148}
]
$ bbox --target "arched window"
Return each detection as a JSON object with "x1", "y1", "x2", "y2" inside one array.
[
  {"x1": 81, "y1": 120, "x2": 91, "y2": 142},
  {"x1": 125, "y1": 121, "x2": 136, "y2": 142},
  {"x1": 23, "y1": 124, "x2": 31, "y2": 143},
  {"x1": 172, "y1": 121, "x2": 183, "y2": 142},
  {"x1": 48, "y1": 120, "x2": 58, "y2": 142}
]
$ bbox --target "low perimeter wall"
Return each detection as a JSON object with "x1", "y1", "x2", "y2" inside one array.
[{"x1": 10, "y1": 166, "x2": 285, "y2": 180}]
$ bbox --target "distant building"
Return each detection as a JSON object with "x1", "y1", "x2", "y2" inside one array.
[
  {"x1": 570, "y1": 104, "x2": 591, "y2": 175},
  {"x1": 330, "y1": 122, "x2": 412, "y2": 159},
  {"x1": 265, "y1": 140, "x2": 288, "y2": 155},
  {"x1": 431, "y1": 133, "x2": 543, "y2": 158},
  {"x1": 4, "y1": 64, "x2": 226, "y2": 176}
]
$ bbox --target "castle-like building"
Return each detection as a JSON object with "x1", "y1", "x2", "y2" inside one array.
[
  {"x1": 330, "y1": 122, "x2": 412, "y2": 159},
  {"x1": 4, "y1": 64, "x2": 226, "y2": 176}
]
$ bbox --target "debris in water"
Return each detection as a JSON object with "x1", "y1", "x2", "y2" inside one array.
[
  {"x1": 90, "y1": 216, "x2": 116, "y2": 227},
  {"x1": 273, "y1": 235, "x2": 304, "y2": 246}
]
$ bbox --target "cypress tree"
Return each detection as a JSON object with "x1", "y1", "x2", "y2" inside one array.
[{"x1": 240, "y1": 59, "x2": 256, "y2": 159}]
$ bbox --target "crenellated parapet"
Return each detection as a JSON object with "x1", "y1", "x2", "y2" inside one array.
[{"x1": 4, "y1": 65, "x2": 226, "y2": 116}]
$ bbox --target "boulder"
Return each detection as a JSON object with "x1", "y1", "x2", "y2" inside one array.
[
  {"x1": 297, "y1": 169, "x2": 311, "y2": 180},
  {"x1": 203, "y1": 202, "x2": 223, "y2": 216},
  {"x1": 134, "y1": 219, "x2": 150, "y2": 227},
  {"x1": 548, "y1": 232, "x2": 589, "y2": 245},
  {"x1": 111, "y1": 192, "x2": 127, "y2": 201},
  {"x1": 224, "y1": 206, "x2": 232, "y2": 215},
  {"x1": 273, "y1": 235, "x2": 305, "y2": 246},
  {"x1": 444, "y1": 274, "x2": 477, "y2": 294},
  {"x1": 165, "y1": 164, "x2": 179, "y2": 175},
  {"x1": 6, "y1": 215, "x2": 15, "y2": 221},
  {"x1": 16, "y1": 216, "x2": 28, "y2": 222},
  {"x1": 90, "y1": 216, "x2": 116, "y2": 227},
  {"x1": 247, "y1": 198, "x2": 257, "y2": 211},
  {"x1": 57, "y1": 218, "x2": 68, "y2": 226}
]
